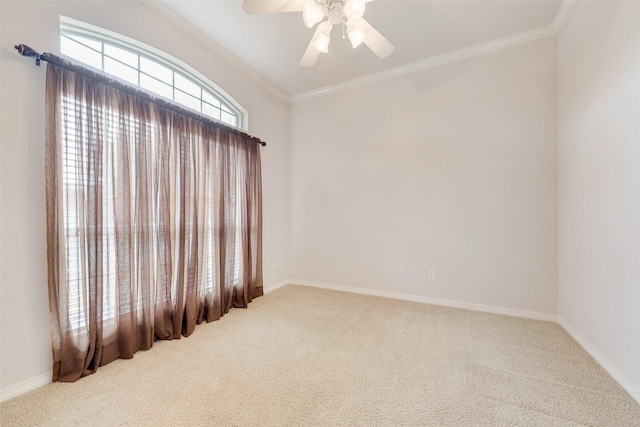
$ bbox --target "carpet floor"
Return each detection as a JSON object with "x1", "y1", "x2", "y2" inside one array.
[{"x1": 1, "y1": 284, "x2": 639, "y2": 426}]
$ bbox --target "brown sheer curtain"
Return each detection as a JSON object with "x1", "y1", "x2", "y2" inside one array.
[{"x1": 45, "y1": 60, "x2": 263, "y2": 382}]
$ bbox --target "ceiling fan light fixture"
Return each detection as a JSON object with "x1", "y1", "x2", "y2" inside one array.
[
  {"x1": 241, "y1": 0, "x2": 393, "y2": 66},
  {"x1": 313, "y1": 33, "x2": 331, "y2": 53},
  {"x1": 344, "y1": 0, "x2": 366, "y2": 20},
  {"x1": 328, "y1": 2, "x2": 344, "y2": 25},
  {"x1": 313, "y1": 21, "x2": 332, "y2": 53},
  {"x1": 303, "y1": 2, "x2": 324, "y2": 28},
  {"x1": 347, "y1": 25, "x2": 366, "y2": 48}
]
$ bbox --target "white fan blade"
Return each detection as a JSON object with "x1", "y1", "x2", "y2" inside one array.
[
  {"x1": 358, "y1": 18, "x2": 395, "y2": 59},
  {"x1": 242, "y1": 0, "x2": 305, "y2": 14},
  {"x1": 300, "y1": 24, "x2": 324, "y2": 67},
  {"x1": 300, "y1": 43, "x2": 321, "y2": 67}
]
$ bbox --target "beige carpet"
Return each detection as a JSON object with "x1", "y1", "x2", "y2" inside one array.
[{"x1": 1, "y1": 285, "x2": 639, "y2": 426}]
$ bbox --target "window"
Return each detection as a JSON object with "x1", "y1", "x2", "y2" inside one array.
[
  {"x1": 55, "y1": 18, "x2": 250, "y2": 332},
  {"x1": 59, "y1": 16, "x2": 246, "y2": 129}
]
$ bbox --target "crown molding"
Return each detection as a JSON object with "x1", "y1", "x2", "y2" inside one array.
[
  {"x1": 142, "y1": 0, "x2": 575, "y2": 105},
  {"x1": 290, "y1": 23, "x2": 557, "y2": 103},
  {"x1": 553, "y1": 0, "x2": 578, "y2": 32},
  {"x1": 139, "y1": 0, "x2": 290, "y2": 104}
]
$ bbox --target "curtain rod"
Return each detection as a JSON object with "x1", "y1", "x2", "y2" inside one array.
[{"x1": 14, "y1": 44, "x2": 267, "y2": 147}]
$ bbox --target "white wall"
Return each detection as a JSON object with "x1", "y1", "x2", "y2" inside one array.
[
  {"x1": 5, "y1": 0, "x2": 638, "y2": 406},
  {"x1": 558, "y1": 1, "x2": 640, "y2": 401},
  {"x1": 0, "y1": 1, "x2": 290, "y2": 396},
  {"x1": 290, "y1": 37, "x2": 558, "y2": 315}
]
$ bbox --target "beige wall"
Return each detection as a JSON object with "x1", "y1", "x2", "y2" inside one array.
[
  {"x1": 290, "y1": 37, "x2": 558, "y2": 315},
  {"x1": 558, "y1": 1, "x2": 640, "y2": 400},
  {"x1": 0, "y1": 1, "x2": 290, "y2": 394}
]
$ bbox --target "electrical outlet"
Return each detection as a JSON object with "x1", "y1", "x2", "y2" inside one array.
[
  {"x1": 428, "y1": 270, "x2": 436, "y2": 281},
  {"x1": 272, "y1": 262, "x2": 278, "y2": 271},
  {"x1": 396, "y1": 267, "x2": 403, "y2": 277}
]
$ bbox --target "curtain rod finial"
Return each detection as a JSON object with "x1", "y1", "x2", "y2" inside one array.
[{"x1": 15, "y1": 44, "x2": 42, "y2": 66}]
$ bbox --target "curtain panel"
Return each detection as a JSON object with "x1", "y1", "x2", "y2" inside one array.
[{"x1": 45, "y1": 61, "x2": 263, "y2": 382}]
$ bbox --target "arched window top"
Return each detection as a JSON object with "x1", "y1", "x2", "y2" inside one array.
[{"x1": 59, "y1": 16, "x2": 247, "y2": 130}]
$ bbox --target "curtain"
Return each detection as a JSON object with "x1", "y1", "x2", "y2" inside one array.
[{"x1": 45, "y1": 60, "x2": 263, "y2": 382}]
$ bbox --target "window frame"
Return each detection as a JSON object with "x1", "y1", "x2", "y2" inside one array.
[{"x1": 59, "y1": 15, "x2": 248, "y2": 131}]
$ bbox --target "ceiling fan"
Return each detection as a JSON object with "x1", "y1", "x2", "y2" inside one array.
[{"x1": 242, "y1": 0, "x2": 395, "y2": 67}]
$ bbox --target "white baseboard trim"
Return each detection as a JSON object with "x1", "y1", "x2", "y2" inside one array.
[
  {"x1": 263, "y1": 280, "x2": 289, "y2": 294},
  {"x1": 558, "y1": 317, "x2": 640, "y2": 404},
  {"x1": 8, "y1": 287, "x2": 637, "y2": 407},
  {"x1": 0, "y1": 371, "x2": 52, "y2": 403},
  {"x1": 288, "y1": 279, "x2": 557, "y2": 322}
]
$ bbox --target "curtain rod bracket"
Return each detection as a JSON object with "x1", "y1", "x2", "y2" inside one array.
[{"x1": 15, "y1": 44, "x2": 42, "y2": 66}]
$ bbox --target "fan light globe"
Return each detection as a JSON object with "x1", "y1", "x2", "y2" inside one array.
[
  {"x1": 313, "y1": 33, "x2": 331, "y2": 53},
  {"x1": 303, "y1": 3, "x2": 324, "y2": 28},
  {"x1": 347, "y1": 26, "x2": 366, "y2": 48},
  {"x1": 344, "y1": 0, "x2": 366, "y2": 20},
  {"x1": 313, "y1": 21, "x2": 332, "y2": 53}
]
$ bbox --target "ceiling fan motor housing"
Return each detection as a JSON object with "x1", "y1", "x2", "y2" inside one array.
[{"x1": 326, "y1": 0, "x2": 345, "y2": 25}]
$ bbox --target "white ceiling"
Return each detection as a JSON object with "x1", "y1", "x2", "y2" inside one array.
[{"x1": 159, "y1": 0, "x2": 564, "y2": 99}]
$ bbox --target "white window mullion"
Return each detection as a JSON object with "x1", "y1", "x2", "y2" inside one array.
[{"x1": 60, "y1": 19, "x2": 245, "y2": 129}]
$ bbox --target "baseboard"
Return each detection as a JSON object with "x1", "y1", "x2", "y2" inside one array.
[
  {"x1": 263, "y1": 280, "x2": 289, "y2": 294},
  {"x1": 0, "y1": 371, "x2": 52, "y2": 403},
  {"x1": 287, "y1": 279, "x2": 640, "y2": 403},
  {"x1": 288, "y1": 279, "x2": 558, "y2": 322},
  {"x1": 0, "y1": 280, "x2": 288, "y2": 403},
  {"x1": 8, "y1": 287, "x2": 636, "y2": 407},
  {"x1": 558, "y1": 317, "x2": 640, "y2": 404}
]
